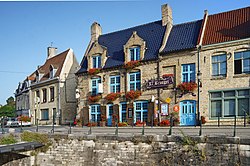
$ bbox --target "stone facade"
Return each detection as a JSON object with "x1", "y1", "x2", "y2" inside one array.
[
  {"x1": 4, "y1": 135, "x2": 250, "y2": 166},
  {"x1": 30, "y1": 48, "x2": 79, "y2": 125}
]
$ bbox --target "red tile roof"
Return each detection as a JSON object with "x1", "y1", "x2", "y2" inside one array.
[
  {"x1": 202, "y1": 6, "x2": 250, "y2": 45},
  {"x1": 31, "y1": 49, "x2": 69, "y2": 82}
]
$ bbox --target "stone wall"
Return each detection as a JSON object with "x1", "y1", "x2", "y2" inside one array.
[{"x1": 5, "y1": 135, "x2": 250, "y2": 166}]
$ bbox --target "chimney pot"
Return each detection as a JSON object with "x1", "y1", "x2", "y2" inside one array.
[
  {"x1": 91, "y1": 22, "x2": 102, "y2": 41},
  {"x1": 47, "y1": 47, "x2": 58, "y2": 59}
]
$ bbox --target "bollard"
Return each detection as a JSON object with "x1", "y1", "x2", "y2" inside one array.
[
  {"x1": 142, "y1": 121, "x2": 145, "y2": 135},
  {"x1": 20, "y1": 120, "x2": 23, "y2": 133},
  {"x1": 233, "y1": 115, "x2": 236, "y2": 137},
  {"x1": 199, "y1": 119, "x2": 202, "y2": 136},
  {"x1": 244, "y1": 111, "x2": 246, "y2": 127},
  {"x1": 51, "y1": 114, "x2": 55, "y2": 133},
  {"x1": 36, "y1": 119, "x2": 39, "y2": 132},
  {"x1": 115, "y1": 118, "x2": 118, "y2": 136},
  {"x1": 218, "y1": 112, "x2": 220, "y2": 127},
  {"x1": 88, "y1": 120, "x2": 92, "y2": 135},
  {"x1": 1, "y1": 118, "x2": 5, "y2": 134},
  {"x1": 69, "y1": 122, "x2": 72, "y2": 134},
  {"x1": 168, "y1": 116, "x2": 173, "y2": 135}
]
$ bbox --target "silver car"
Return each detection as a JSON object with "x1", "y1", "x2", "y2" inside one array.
[{"x1": 6, "y1": 117, "x2": 19, "y2": 127}]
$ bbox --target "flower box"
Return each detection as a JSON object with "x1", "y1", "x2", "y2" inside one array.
[
  {"x1": 88, "y1": 68, "x2": 101, "y2": 75},
  {"x1": 135, "y1": 120, "x2": 146, "y2": 127},
  {"x1": 125, "y1": 90, "x2": 142, "y2": 101},
  {"x1": 177, "y1": 82, "x2": 197, "y2": 93},
  {"x1": 86, "y1": 122, "x2": 97, "y2": 127},
  {"x1": 160, "y1": 120, "x2": 170, "y2": 126},
  {"x1": 118, "y1": 122, "x2": 128, "y2": 127},
  {"x1": 88, "y1": 94, "x2": 101, "y2": 102},
  {"x1": 123, "y1": 60, "x2": 141, "y2": 70},
  {"x1": 104, "y1": 92, "x2": 121, "y2": 102}
]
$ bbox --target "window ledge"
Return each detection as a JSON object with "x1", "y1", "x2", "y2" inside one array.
[
  {"x1": 233, "y1": 73, "x2": 250, "y2": 78},
  {"x1": 210, "y1": 76, "x2": 226, "y2": 80}
]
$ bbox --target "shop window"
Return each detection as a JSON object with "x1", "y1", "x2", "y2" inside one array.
[
  {"x1": 90, "y1": 105, "x2": 101, "y2": 122},
  {"x1": 120, "y1": 102, "x2": 127, "y2": 122},
  {"x1": 210, "y1": 89, "x2": 250, "y2": 118},
  {"x1": 134, "y1": 101, "x2": 148, "y2": 122}
]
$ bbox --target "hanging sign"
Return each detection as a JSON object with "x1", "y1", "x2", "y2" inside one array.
[
  {"x1": 173, "y1": 105, "x2": 180, "y2": 112},
  {"x1": 146, "y1": 75, "x2": 174, "y2": 90}
]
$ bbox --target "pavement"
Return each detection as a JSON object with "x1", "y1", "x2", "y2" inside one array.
[{"x1": 1, "y1": 125, "x2": 250, "y2": 139}]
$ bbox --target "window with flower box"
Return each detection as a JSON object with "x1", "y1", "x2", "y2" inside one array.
[
  {"x1": 181, "y1": 64, "x2": 195, "y2": 82},
  {"x1": 90, "y1": 105, "x2": 101, "y2": 122},
  {"x1": 110, "y1": 75, "x2": 120, "y2": 93},
  {"x1": 210, "y1": 89, "x2": 250, "y2": 118},
  {"x1": 92, "y1": 55, "x2": 101, "y2": 68},
  {"x1": 129, "y1": 72, "x2": 141, "y2": 91},
  {"x1": 130, "y1": 47, "x2": 140, "y2": 61},
  {"x1": 212, "y1": 54, "x2": 227, "y2": 77},
  {"x1": 234, "y1": 50, "x2": 250, "y2": 74}
]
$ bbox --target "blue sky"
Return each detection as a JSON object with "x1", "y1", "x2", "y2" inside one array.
[{"x1": 0, "y1": 0, "x2": 249, "y2": 105}]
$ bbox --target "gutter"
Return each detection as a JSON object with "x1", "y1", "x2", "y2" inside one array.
[{"x1": 202, "y1": 37, "x2": 250, "y2": 49}]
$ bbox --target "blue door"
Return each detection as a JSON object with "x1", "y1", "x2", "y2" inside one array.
[
  {"x1": 107, "y1": 104, "x2": 113, "y2": 126},
  {"x1": 180, "y1": 100, "x2": 196, "y2": 126}
]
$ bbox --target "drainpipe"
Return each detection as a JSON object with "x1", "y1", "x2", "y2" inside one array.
[
  {"x1": 57, "y1": 77, "x2": 61, "y2": 125},
  {"x1": 197, "y1": 45, "x2": 202, "y2": 125},
  {"x1": 157, "y1": 55, "x2": 161, "y2": 123}
]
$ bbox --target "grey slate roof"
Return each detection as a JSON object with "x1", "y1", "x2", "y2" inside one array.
[
  {"x1": 77, "y1": 19, "x2": 202, "y2": 74},
  {"x1": 162, "y1": 20, "x2": 202, "y2": 54}
]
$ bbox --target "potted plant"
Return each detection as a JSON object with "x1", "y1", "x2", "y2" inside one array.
[
  {"x1": 125, "y1": 90, "x2": 142, "y2": 101},
  {"x1": 123, "y1": 60, "x2": 141, "y2": 70},
  {"x1": 86, "y1": 122, "x2": 97, "y2": 127},
  {"x1": 88, "y1": 94, "x2": 101, "y2": 103},
  {"x1": 201, "y1": 116, "x2": 206, "y2": 124},
  {"x1": 135, "y1": 120, "x2": 146, "y2": 127},
  {"x1": 104, "y1": 92, "x2": 121, "y2": 102},
  {"x1": 100, "y1": 114, "x2": 106, "y2": 127},
  {"x1": 159, "y1": 119, "x2": 170, "y2": 126},
  {"x1": 88, "y1": 68, "x2": 101, "y2": 75},
  {"x1": 177, "y1": 82, "x2": 198, "y2": 93}
]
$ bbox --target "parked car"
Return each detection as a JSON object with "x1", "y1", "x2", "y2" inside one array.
[{"x1": 5, "y1": 117, "x2": 19, "y2": 127}]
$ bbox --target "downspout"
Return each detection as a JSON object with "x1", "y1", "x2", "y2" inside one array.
[
  {"x1": 57, "y1": 77, "x2": 61, "y2": 125},
  {"x1": 157, "y1": 55, "x2": 161, "y2": 123},
  {"x1": 196, "y1": 10, "x2": 208, "y2": 125}
]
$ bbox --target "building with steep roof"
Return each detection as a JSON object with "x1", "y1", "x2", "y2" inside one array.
[
  {"x1": 76, "y1": 4, "x2": 250, "y2": 126},
  {"x1": 18, "y1": 47, "x2": 79, "y2": 125}
]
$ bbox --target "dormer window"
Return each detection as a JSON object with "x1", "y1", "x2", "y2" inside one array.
[
  {"x1": 36, "y1": 71, "x2": 40, "y2": 83},
  {"x1": 92, "y1": 55, "x2": 101, "y2": 68},
  {"x1": 49, "y1": 65, "x2": 57, "y2": 79},
  {"x1": 130, "y1": 47, "x2": 140, "y2": 61}
]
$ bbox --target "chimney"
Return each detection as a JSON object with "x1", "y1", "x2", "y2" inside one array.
[
  {"x1": 47, "y1": 47, "x2": 58, "y2": 59},
  {"x1": 91, "y1": 22, "x2": 102, "y2": 41},
  {"x1": 161, "y1": 4, "x2": 173, "y2": 26}
]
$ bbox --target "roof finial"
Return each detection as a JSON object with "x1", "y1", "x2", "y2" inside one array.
[{"x1": 50, "y1": 42, "x2": 53, "y2": 47}]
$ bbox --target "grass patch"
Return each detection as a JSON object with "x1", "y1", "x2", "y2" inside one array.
[
  {"x1": 0, "y1": 134, "x2": 17, "y2": 145},
  {"x1": 20, "y1": 131, "x2": 52, "y2": 154}
]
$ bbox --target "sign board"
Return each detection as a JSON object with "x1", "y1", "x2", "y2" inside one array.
[
  {"x1": 166, "y1": 98, "x2": 171, "y2": 104},
  {"x1": 173, "y1": 105, "x2": 180, "y2": 112},
  {"x1": 128, "y1": 108, "x2": 133, "y2": 119},
  {"x1": 161, "y1": 104, "x2": 168, "y2": 115},
  {"x1": 145, "y1": 76, "x2": 174, "y2": 90}
]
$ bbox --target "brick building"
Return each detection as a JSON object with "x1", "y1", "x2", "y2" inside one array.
[{"x1": 76, "y1": 4, "x2": 250, "y2": 126}]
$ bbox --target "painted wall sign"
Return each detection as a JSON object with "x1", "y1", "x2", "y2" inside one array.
[
  {"x1": 161, "y1": 104, "x2": 168, "y2": 115},
  {"x1": 146, "y1": 76, "x2": 174, "y2": 90}
]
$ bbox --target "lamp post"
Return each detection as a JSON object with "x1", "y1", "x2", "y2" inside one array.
[{"x1": 197, "y1": 45, "x2": 202, "y2": 126}]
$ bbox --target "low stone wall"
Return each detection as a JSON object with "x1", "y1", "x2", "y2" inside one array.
[{"x1": 4, "y1": 134, "x2": 250, "y2": 166}]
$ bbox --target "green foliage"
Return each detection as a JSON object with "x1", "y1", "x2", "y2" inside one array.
[
  {"x1": 0, "y1": 134, "x2": 17, "y2": 145},
  {"x1": 0, "y1": 105, "x2": 15, "y2": 117},
  {"x1": 21, "y1": 131, "x2": 52, "y2": 154},
  {"x1": 6, "y1": 96, "x2": 15, "y2": 107}
]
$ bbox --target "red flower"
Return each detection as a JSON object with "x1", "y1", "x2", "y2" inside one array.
[
  {"x1": 135, "y1": 120, "x2": 146, "y2": 125},
  {"x1": 160, "y1": 120, "x2": 170, "y2": 126},
  {"x1": 177, "y1": 82, "x2": 197, "y2": 92},
  {"x1": 104, "y1": 92, "x2": 121, "y2": 102},
  {"x1": 88, "y1": 68, "x2": 101, "y2": 75},
  {"x1": 123, "y1": 60, "x2": 141, "y2": 70},
  {"x1": 88, "y1": 94, "x2": 101, "y2": 102},
  {"x1": 125, "y1": 90, "x2": 142, "y2": 100}
]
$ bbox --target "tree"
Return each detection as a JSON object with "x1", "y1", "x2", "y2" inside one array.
[{"x1": 0, "y1": 96, "x2": 16, "y2": 117}]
